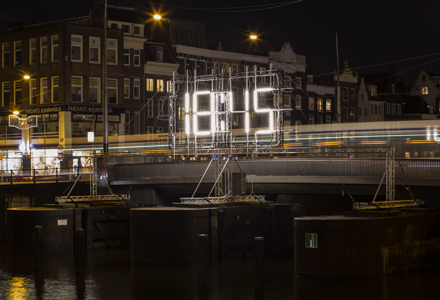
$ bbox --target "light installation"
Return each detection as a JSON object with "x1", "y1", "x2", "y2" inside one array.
[{"x1": 167, "y1": 65, "x2": 287, "y2": 204}]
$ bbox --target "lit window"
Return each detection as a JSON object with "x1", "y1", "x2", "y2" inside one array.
[
  {"x1": 89, "y1": 36, "x2": 100, "y2": 63},
  {"x1": 157, "y1": 79, "x2": 164, "y2": 92},
  {"x1": 284, "y1": 94, "x2": 291, "y2": 108},
  {"x1": 40, "y1": 78, "x2": 48, "y2": 104},
  {"x1": 41, "y1": 37, "x2": 48, "y2": 63},
  {"x1": 342, "y1": 87, "x2": 348, "y2": 101},
  {"x1": 317, "y1": 98, "x2": 323, "y2": 111},
  {"x1": 107, "y1": 39, "x2": 117, "y2": 65},
  {"x1": 71, "y1": 35, "x2": 82, "y2": 62},
  {"x1": 71, "y1": 76, "x2": 82, "y2": 102},
  {"x1": 370, "y1": 86, "x2": 377, "y2": 96},
  {"x1": 422, "y1": 87, "x2": 428, "y2": 95},
  {"x1": 308, "y1": 98, "x2": 314, "y2": 110},
  {"x1": 326, "y1": 99, "x2": 331, "y2": 111},
  {"x1": 146, "y1": 78, "x2": 154, "y2": 91},
  {"x1": 51, "y1": 35, "x2": 59, "y2": 62},
  {"x1": 52, "y1": 76, "x2": 59, "y2": 102}
]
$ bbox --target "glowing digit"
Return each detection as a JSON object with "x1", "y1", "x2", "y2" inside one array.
[
  {"x1": 253, "y1": 88, "x2": 274, "y2": 134},
  {"x1": 192, "y1": 91, "x2": 211, "y2": 136}
]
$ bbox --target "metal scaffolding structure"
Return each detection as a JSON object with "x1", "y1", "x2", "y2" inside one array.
[{"x1": 173, "y1": 65, "x2": 285, "y2": 204}]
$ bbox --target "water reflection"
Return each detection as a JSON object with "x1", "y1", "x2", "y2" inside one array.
[
  {"x1": 6, "y1": 276, "x2": 32, "y2": 300},
  {"x1": 0, "y1": 245, "x2": 440, "y2": 299}
]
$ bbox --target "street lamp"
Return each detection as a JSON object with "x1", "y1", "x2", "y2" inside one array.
[
  {"x1": 154, "y1": 14, "x2": 161, "y2": 20},
  {"x1": 250, "y1": 34, "x2": 258, "y2": 40}
]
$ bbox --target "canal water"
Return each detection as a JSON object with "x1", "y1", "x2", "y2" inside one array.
[{"x1": 1, "y1": 244, "x2": 440, "y2": 300}]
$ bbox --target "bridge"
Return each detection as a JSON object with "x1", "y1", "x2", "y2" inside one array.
[{"x1": 108, "y1": 152, "x2": 440, "y2": 210}]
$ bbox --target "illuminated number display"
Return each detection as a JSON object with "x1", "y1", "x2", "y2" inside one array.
[{"x1": 184, "y1": 87, "x2": 274, "y2": 136}]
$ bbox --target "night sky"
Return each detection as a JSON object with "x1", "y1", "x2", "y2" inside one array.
[{"x1": 2, "y1": 0, "x2": 440, "y2": 85}]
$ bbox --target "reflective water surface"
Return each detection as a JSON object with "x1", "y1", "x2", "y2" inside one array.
[{"x1": 1, "y1": 245, "x2": 440, "y2": 300}]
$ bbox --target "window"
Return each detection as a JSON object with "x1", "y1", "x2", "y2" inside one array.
[
  {"x1": 40, "y1": 78, "x2": 48, "y2": 104},
  {"x1": 107, "y1": 39, "x2": 117, "y2": 65},
  {"x1": 110, "y1": 23, "x2": 118, "y2": 29},
  {"x1": 342, "y1": 87, "x2": 348, "y2": 101},
  {"x1": 358, "y1": 107, "x2": 362, "y2": 117},
  {"x1": 391, "y1": 84, "x2": 395, "y2": 94},
  {"x1": 232, "y1": 64, "x2": 238, "y2": 73},
  {"x1": 284, "y1": 94, "x2": 291, "y2": 108},
  {"x1": 317, "y1": 98, "x2": 323, "y2": 111},
  {"x1": 89, "y1": 36, "x2": 100, "y2": 63},
  {"x1": 134, "y1": 49, "x2": 140, "y2": 66},
  {"x1": 51, "y1": 35, "x2": 59, "y2": 62},
  {"x1": 2, "y1": 82, "x2": 10, "y2": 106},
  {"x1": 198, "y1": 61, "x2": 207, "y2": 75},
  {"x1": 260, "y1": 67, "x2": 266, "y2": 83},
  {"x1": 325, "y1": 115, "x2": 331, "y2": 124},
  {"x1": 370, "y1": 105, "x2": 373, "y2": 114},
  {"x1": 370, "y1": 86, "x2": 377, "y2": 96},
  {"x1": 178, "y1": 106, "x2": 185, "y2": 121},
  {"x1": 223, "y1": 63, "x2": 229, "y2": 73},
  {"x1": 157, "y1": 79, "x2": 164, "y2": 92},
  {"x1": 107, "y1": 78, "x2": 117, "y2": 104},
  {"x1": 121, "y1": 24, "x2": 130, "y2": 34},
  {"x1": 351, "y1": 88, "x2": 355, "y2": 99},
  {"x1": 124, "y1": 112, "x2": 130, "y2": 134},
  {"x1": 146, "y1": 79, "x2": 154, "y2": 91},
  {"x1": 2, "y1": 42, "x2": 10, "y2": 67},
  {"x1": 133, "y1": 79, "x2": 140, "y2": 99},
  {"x1": 29, "y1": 39, "x2": 37, "y2": 64},
  {"x1": 71, "y1": 76, "x2": 82, "y2": 102},
  {"x1": 422, "y1": 87, "x2": 428, "y2": 95},
  {"x1": 308, "y1": 98, "x2": 314, "y2": 110},
  {"x1": 342, "y1": 107, "x2": 349, "y2": 122},
  {"x1": 391, "y1": 103, "x2": 396, "y2": 115},
  {"x1": 308, "y1": 115, "x2": 314, "y2": 124},
  {"x1": 30, "y1": 79, "x2": 37, "y2": 105},
  {"x1": 349, "y1": 108, "x2": 356, "y2": 122},
  {"x1": 14, "y1": 81, "x2": 22, "y2": 106},
  {"x1": 89, "y1": 77, "x2": 100, "y2": 103},
  {"x1": 375, "y1": 105, "x2": 378, "y2": 115},
  {"x1": 123, "y1": 49, "x2": 130, "y2": 65},
  {"x1": 294, "y1": 77, "x2": 301, "y2": 88},
  {"x1": 146, "y1": 99, "x2": 153, "y2": 117},
  {"x1": 71, "y1": 35, "x2": 82, "y2": 62},
  {"x1": 51, "y1": 76, "x2": 59, "y2": 102},
  {"x1": 326, "y1": 99, "x2": 331, "y2": 111},
  {"x1": 397, "y1": 104, "x2": 401, "y2": 115},
  {"x1": 385, "y1": 103, "x2": 390, "y2": 114},
  {"x1": 14, "y1": 41, "x2": 22, "y2": 66},
  {"x1": 133, "y1": 26, "x2": 141, "y2": 35},
  {"x1": 146, "y1": 126, "x2": 153, "y2": 134},
  {"x1": 124, "y1": 78, "x2": 130, "y2": 98},
  {"x1": 307, "y1": 75, "x2": 313, "y2": 84},
  {"x1": 295, "y1": 95, "x2": 301, "y2": 109},
  {"x1": 133, "y1": 111, "x2": 140, "y2": 134},
  {"x1": 212, "y1": 62, "x2": 219, "y2": 74},
  {"x1": 233, "y1": 114, "x2": 239, "y2": 126},
  {"x1": 156, "y1": 47, "x2": 163, "y2": 62}
]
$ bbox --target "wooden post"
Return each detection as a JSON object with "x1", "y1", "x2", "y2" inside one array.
[
  {"x1": 255, "y1": 237, "x2": 264, "y2": 294},
  {"x1": 75, "y1": 228, "x2": 86, "y2": 273},
  {"x1": 34, "y1": 225, "x2": 43, "y2": 270},
  {"x1": 198, "y1": 234, "x2": 209, "y2": 288}
]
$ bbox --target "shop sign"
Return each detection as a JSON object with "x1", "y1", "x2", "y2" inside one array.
[{"x1": 24, "y1": 107, "x2": 62, "y2": 114}]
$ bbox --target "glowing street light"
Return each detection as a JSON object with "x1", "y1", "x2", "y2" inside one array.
[
  {"x1": 13, "y1": 111, "x2": 19, "y2": 115},
  {"x1": 250, "y1": 34, "x2": 258, "y2": 40},
  {"x1": 154, "y1": 14, "x2": 161, "y2": 20},
  {"x1": 23, "y1": 74, "x2": 30, "y2": 80}
]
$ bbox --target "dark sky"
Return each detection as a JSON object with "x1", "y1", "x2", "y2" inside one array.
[{"x1": 2, "y1": 0, "x2": 440, "y2": 85}]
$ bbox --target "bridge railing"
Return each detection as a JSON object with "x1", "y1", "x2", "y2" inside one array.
[{"x1": 0, "y1": 167, "x2": 92, "y2": 184}]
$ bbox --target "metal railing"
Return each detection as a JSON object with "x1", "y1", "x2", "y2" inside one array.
[{"x1": 0, "y1": 167, "x2": 92, "y2": 184}]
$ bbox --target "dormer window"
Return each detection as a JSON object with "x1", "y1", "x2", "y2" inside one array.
[
  {"x1": 121, "y1": 24, "x2": 130, "y2": 34},
  {"x1": 156, "y1": 46, "x2": 164, "y2": 61},
  {"x1": 134, "y1": 26, "x2": 141, "y2": 35}
]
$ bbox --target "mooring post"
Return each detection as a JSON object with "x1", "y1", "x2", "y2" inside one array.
[
  {"x1": 198, "y1": 234, "x2": 209, "y2": 288},
  {"x1": 255, "y1": 237, "x2": 264, "y2": 296},
  {"x1": 75, "y1": 228, "x2": 86, "y2": 273},
  {"x1": 34, "y1": 225, "x2": 43, "y2": 270}
]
